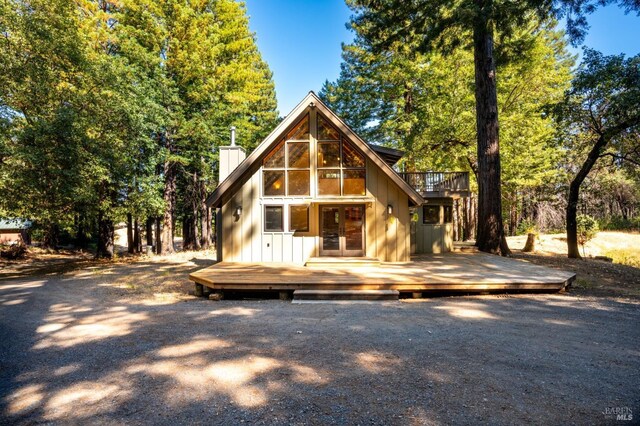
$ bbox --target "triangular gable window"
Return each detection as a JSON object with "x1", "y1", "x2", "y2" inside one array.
[
  {"x1": 318, "y1": 115, "x2": 340, "y2": 140},
  {"x1": 286, "y1": 114, "x2": 310, "y2": 140}
]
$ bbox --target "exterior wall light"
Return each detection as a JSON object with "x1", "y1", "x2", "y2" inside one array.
[
  {"x1": 235, "y1": 206, "x2": 242, "y2": 216},
  {"x1": 387, "y1": 204, "x2": 393, "y2": 215}
]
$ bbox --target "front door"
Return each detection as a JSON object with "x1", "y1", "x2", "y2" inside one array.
[{"x1": 320, "y1": 205, "x2": 365, "y2": 256}]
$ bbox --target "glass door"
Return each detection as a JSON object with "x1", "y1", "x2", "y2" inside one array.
[
  {"x1": 320, "y1": 205, "x2": 365, "y2": 256},
  {"x1": 320, "y1": 206, "x2": 341, "y2": 256},
  {"x1": 343, "y1": 205, "x2": 364, "y2": 256}
]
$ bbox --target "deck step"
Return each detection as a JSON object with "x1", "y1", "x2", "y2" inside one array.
[
  {"x1": 305, "y1": 257, "x2": 381, "y2": 268},
  {"x1": 453, "y1": 243, "x2": 479, "y2": 253},
  {"x1": 292, "y1": 289, "x2": 399, "y2": 302}
]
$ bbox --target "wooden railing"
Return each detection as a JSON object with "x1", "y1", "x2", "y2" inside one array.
[{"x1": 398, "y1": 171, "x2": 470, "y2": 194}]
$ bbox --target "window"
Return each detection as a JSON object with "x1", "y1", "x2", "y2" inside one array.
[
  {"x1": 423, "y1": 205, "x2": 440, "y2": 224},
  {"x1": 264, "y1": 205, "x2": 283, "y2": 232},
  {"x1": 263, "y1": 115, "x2": 311, "y2": 196},
  {"x1": 289, "y1": 205, "x2": 309, "y2": 232},
  {"x1": 443, "y1": 205, "x2": 453, "y2": 223},
  {"x1": 316, "y1": 115, "x2": 366, "y2": 197}
]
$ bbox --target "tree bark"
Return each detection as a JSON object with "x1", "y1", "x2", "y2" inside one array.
[
  {"x1": 127, "y1": 213, "x2": 134, "y2": 254},
  {"x1": 42, "y1": 223, "x2": 59, "y2": 250},
  {"x1": 96, "y1": 211, "x2": 114, "y2": 259},
  {"x1": 201, "y1": 203, "x2": 211, "y2": 249},
  {"x1": 160, "y1": 154, "x2": 176, "y2": 255},
  {"x1": 75, "y1": 213, "x2": 90, "y2": 249},
  {"x1": 146, "y1": 217, "x2": 154, "y2": 247},
  {"x1": 155, "y1": 217, "x2": 162, "y2": 255},
  {"x1": 567, "y1": 134, "x2": 608, "y2": 258},
  {"x1": 133, "y1": 218, "x2": 141, "y2": 253},
  {"x1": 183, "y1": 171, "x2": 201, "y2": 251},
  {"x1": 472, "y1": 8, "x2": 510, "y2": 255},
  {"x1": 523, "y1": 233, "x2": 536, "y2": 252}
]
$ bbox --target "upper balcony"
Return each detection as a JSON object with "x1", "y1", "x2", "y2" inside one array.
[{"x1": 398, "y1": 171, "x2": 470, "y2": 198}]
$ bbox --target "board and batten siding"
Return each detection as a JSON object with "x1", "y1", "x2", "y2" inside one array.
[
  {"x1": 414, "y1": 206, "x2": 454, "y2": 254},
  {"x1": 219, "y1": 157, "x2": 411, "y2": 263},
  {"x1": 364, "y1": 159, "x2": 410, "y2": 262},
  {"x1": 221, "y1": 164, "x2": 317, "y2": 264}
]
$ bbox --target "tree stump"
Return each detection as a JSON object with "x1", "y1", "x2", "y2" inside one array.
[{"x1": 523, "y1": 233, "x2": 536, "y2": 252}]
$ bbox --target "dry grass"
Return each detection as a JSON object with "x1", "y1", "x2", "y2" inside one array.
[{"x1": 508, "y1": 231, "x2": 640, "y2": 300}]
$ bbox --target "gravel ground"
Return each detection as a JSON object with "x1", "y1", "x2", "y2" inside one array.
[{"x1": 1, "y1": 255, "x2": 639, "y2": 425}]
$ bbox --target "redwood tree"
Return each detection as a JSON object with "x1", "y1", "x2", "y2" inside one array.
[{"x1": 347, "y1": 0, "x2": 638, "y2": 254}]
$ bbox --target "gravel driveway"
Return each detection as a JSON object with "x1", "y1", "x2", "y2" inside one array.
[{"x1": 1, "y1": 263, "x2": 639, "y2": 425}]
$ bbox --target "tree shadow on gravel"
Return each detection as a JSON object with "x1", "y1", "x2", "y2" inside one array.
[{"x1": 1, "y1": 274, "x2": 639, "y2": 425}]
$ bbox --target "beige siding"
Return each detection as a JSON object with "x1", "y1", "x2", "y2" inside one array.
[
  {"x1": 218, "y1": 120, "x2": 412, "y2": 263},
  {"x1": 414, "y1": 205, "x2": 454, "y2": 254},
  {"x1": 364, "y1": 159, "x2": 411, "y2": 262}
]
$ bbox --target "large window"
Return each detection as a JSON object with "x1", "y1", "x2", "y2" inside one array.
[
  {"x1": 317, "y1": 115, "x2": 366, "y2": 196},
  {"x1": 264, "y1": 205, "x2": 284, "y2": 232},
  {"x1": 289, "y1": 205, "x2": 309, "y2": 232},
  {"x1": 263, "y1": 115, "x2": 310, "y2": 196}
]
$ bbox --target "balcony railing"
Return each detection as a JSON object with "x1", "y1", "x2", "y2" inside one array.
[{"x1": 398, "y1": 171, "x2": 470, "y2": 195}]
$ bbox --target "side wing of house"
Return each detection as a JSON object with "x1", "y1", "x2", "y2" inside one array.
[{"x1": 210, "y1": 92, "x2": 423, "y2": 263}]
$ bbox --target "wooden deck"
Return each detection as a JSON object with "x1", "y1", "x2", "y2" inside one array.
[{"x1": 189, "y1": 252, "x2": 576, "y2": 294}]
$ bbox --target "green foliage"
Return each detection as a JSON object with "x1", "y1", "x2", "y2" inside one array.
[
  {"x1": 576, "y1": 214, "x2": 599, "y2": 246},
  {"x1": 0, "y1": 0, "x2": 277, "y2": 252},
  {"x1": 599, "y1": 216, "x2": 640, "y2": 231},
  {"x1": 516, "y1": 218, "x2": 539, "y2": 236},
  {"x1": 320, "y1": 20, "x2": 574, "y2": 194}
]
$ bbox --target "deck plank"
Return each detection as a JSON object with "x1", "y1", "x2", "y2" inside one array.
[{"x1": 188, "y1": 252, "x2": 576, "y2": 293}]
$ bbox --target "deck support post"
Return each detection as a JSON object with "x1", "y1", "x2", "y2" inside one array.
[
  {"x1": 279, "y1": 291, "x2": 290, "y2": 301},
  {"x1": 412, "y1": 292, "x2": 422, "y2": 299},
  {"x1": 194, "y1": 283, "x2": 204, "y2": 297}
]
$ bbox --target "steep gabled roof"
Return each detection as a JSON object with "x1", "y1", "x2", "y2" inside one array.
[{"x1": 206, "y1": 92, "x2": 423, "y2": 207}]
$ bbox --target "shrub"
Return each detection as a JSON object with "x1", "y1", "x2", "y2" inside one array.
[
  {"x1": 0, "y1": 243, "x2": 28, "y2": 260},
  {"x1": 516, "y1": 218, "x2": 538, "y2": 236},
  {"x1": 576, "y1": 214, "x2": 599, "y2": 256},
  {"x1": 599, "y1": 216, "x2": 640, "y2": 231}
]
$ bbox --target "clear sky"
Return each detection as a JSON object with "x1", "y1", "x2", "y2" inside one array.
[{"x1": 244, "y1": 1, "x2": 640, "y2": 115}]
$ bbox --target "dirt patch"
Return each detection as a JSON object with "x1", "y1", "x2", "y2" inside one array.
[{"x1": 1, "y1": 273, "x2": 638, "y2": 425}]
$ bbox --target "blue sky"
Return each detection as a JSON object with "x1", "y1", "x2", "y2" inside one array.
[{"x1": 244, "y1": 1, "x2": 640, "y2": 115}]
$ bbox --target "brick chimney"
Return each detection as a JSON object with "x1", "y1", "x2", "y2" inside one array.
[{"x1": 219, "y1": 126, "x2": 246, "y2": 182}]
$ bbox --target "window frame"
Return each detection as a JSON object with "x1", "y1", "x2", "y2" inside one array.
[
  {"x1": 443, "y1": 205, "x2": 453, "y2": 223},
  {"x1": 262, "y1": 115, "x2": 311, "y2": 197},
  {"x1": 264, "y1": 205, "x2": 284, "y2": 232},
  {"x1": 316, "y1": 115, "x2": 366, "y2": 197},
  {"x1": 422, "y1": 205, "x2": 441, "y2": 225},
  {"x1": 289, "y1": 204, "x2": 310, "y2": 232}
]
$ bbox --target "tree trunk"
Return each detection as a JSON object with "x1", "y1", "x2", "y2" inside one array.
[
  {"x1": 523, "y1": 233, "x2": 536, "y2": 252},
  {"x1": 472, "y1": 8, "x2": 510, "y2": 255},
  {"x1": 567, "y1": 134, "x2": 608, "y2": 258},
  {"x1": 127, "y1": 213, "x2": 134, "y2": 254},
  {"x1": 96, "y1": 211, "x2": 114, "y2": 259},
  {"x1": 42, "y1": 223, "x2": 59, "y2": 250},
  {"x1": 160, "y1": 157, "x2": 176, "y2": 255},
  {"x1": 182, "y1": 171, "x2": 201, "y2": 251},
  {"x1": 146, "y1": 217, "x2": 154, "y2": 247},
  {"x1": 182, "y1": 216, "x2": 195, "y2": 250},
  {"x1": 133, "y1": 218, "x2": 141, "y2": 253},
  {"x1": 201, "y1": 203, "x2": 211, "y2": 249},
  {"x1": 75, "y1": 213, "x2": 90, "y2": 249},
  {"x1": 155, "y1": 217, "x2": 162, "y2": 255}
]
